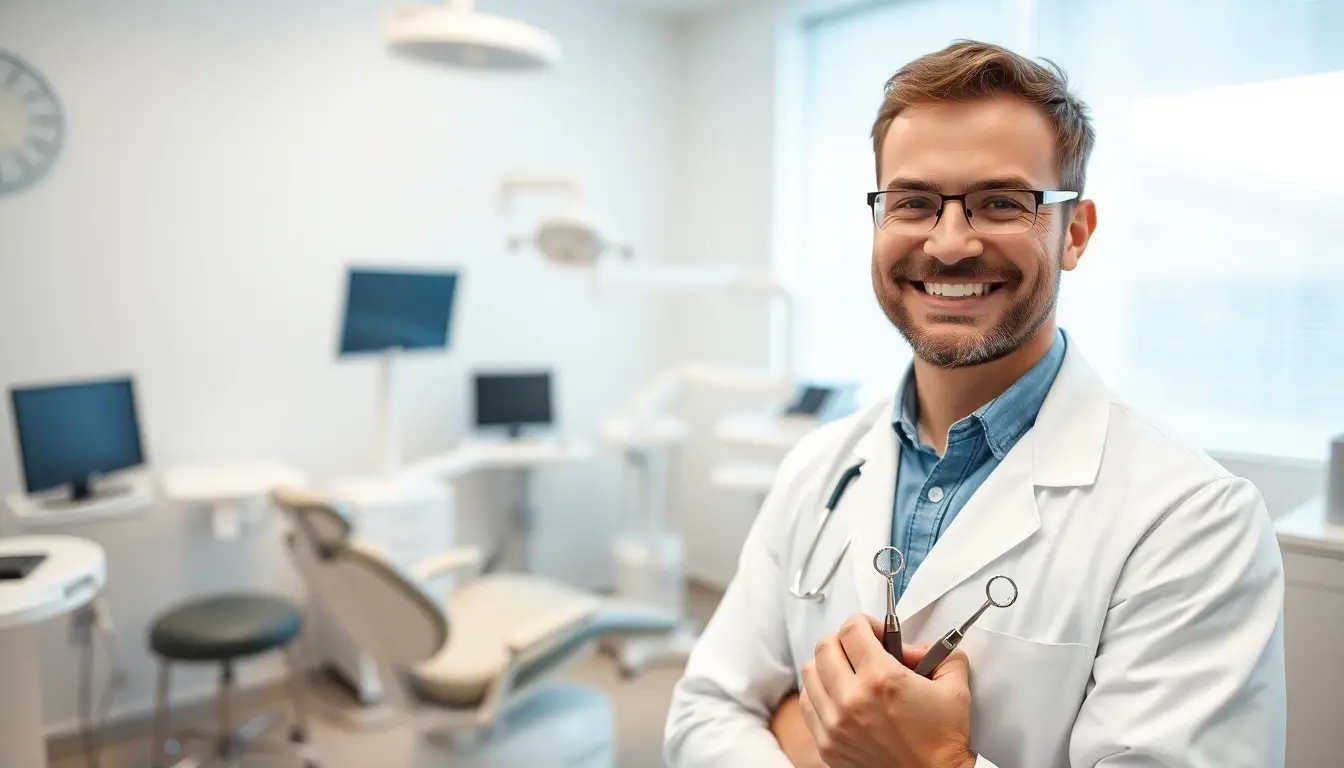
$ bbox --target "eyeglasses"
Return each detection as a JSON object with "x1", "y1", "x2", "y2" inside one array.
[{"x1": 867, "y1": 188, "x2": 1079, "y2": 235}]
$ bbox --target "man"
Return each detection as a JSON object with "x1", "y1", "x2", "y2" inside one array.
[{"x1": 664, "y1": 40, "x2": 1286, "y2": 768}]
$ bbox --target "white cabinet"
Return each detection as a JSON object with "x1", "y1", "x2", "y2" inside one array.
[
  {"x1": 1275, "y1": 497, "x2": 1344, "y2": 767},
  {"x1": 336, "y1": 476, "x2": 451, "y2": 572}
]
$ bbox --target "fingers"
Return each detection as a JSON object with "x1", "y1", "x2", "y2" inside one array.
[
  {"x1": 799, "y1": 660, "x2": 836, "y2": 734},
  {"x1": 900, "y1": 642, "x2": 934, "y2": 670},
  {"x1": 813, "y1": 631, "x2": 856, "y2": 707},
  {"x1": 931, "y1": 647, "x2": 971, "y2": 687},
  {"x1": 837, "y1": 614, "x2": 887, "y2": 673}
]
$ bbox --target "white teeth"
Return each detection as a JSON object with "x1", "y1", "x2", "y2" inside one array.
[{"x1": 925, "y1": 282, "x2": 990, "y2": 297}]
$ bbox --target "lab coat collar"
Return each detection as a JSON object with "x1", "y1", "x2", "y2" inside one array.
[
  {"x1": 849, "y1": 338, "x2": 1113, "y2": 623},
  {"x1": 1030, "y1": 337, "x2": 1111, "y2": 488},
  {"x1": 846, "y1": 396, "x2": 900, "y2": 620}
]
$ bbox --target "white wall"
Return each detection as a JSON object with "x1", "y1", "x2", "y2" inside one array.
[
  {"x1": 0, "y1": 0, "x2": 683, "y2": 733},
  {"x1": 669, "y1": 3, "x2": 785, "y2": 585},
  {"x1": 671, "y1": 0, "x2": 1331, "y2": 587}
]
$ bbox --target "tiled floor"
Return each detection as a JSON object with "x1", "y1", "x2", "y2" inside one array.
[{"x1": 51, "y1": 585, "x2": 721, "y2": 768}]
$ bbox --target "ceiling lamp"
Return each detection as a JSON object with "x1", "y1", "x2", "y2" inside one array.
[{"x1": 385, "y1": 0, "x2": 562, "y2": 71}]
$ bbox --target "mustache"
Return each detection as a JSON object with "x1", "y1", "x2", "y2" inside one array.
[{"x1": 890, "y1": 259, "x2": 1022, "y2": 283}]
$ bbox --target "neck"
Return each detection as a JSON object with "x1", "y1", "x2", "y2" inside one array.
[{"x1": 912, "y1": 319, "x2": 1057, "y2": 455}]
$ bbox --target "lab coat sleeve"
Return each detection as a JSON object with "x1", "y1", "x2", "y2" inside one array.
[
  {"x1": 662, "y1": 451, "x2": 810, "y2": 768},
  {"x1": 1069, "y1": 476, "x2": 1287, "y2": 767}
]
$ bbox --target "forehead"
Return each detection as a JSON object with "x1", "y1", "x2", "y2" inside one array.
[{"x1": 878, "y1": 95, "x2": 1059, "y2": 189}]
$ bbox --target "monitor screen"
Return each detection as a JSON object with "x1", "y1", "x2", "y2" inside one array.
[
  {"x1": 338, "y1": 268, "x2": 459, "y2": 356},
  {"x1": 473, "y1": 372, "x2": 553, "y2": 430},
  {"x1": 9, "y1": 376, "x2": 145, "y2": 498},
  {"x1": 785, "y1": 385, "x2": 833, "y2": 416}
]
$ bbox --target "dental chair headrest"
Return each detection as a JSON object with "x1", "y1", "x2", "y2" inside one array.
[{"x1": 270, "y1": 486, "x2": 356, "y2": 559}]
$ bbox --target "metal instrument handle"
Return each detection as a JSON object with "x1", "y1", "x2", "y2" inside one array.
[
  {"x1": 913, "y1": 628, "x2": 963, "y2": 677},
  {"x1": 883, "y1": 615, "x2": 903, "y2": 661}
]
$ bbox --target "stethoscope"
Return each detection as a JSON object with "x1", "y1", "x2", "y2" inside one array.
[
  {"x1": 787, "y1": 459, "x2": 864, "y2": 601},
  {"x1": 788, "y1": 399, "x2": 888, "y2": 602}
]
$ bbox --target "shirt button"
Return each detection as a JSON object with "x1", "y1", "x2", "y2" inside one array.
[{"x1": 928, "y1": 486, "x2": 945, "y2": 503}]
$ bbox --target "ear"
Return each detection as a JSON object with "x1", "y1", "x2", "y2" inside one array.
[{"x1": 1060, "y1": 199, "x2": 1097, "y2": 272}]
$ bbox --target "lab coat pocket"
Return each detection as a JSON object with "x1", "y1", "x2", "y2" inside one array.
[{"x1": 959, "y1": 626, "x2": 1092, "y2": 768}]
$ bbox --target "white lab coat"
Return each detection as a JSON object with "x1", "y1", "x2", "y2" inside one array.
[{"x1": 665, "y1": 343, "x2": 1286, "y2": 768}]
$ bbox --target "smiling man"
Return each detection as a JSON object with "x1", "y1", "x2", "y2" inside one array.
[{"x1": 665, "y1": 40, "x2": 1286, "y2": 768}]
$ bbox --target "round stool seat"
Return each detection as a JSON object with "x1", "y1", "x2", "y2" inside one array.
[{"x1": 150, "y1": 594, "x2": 302, "y2": 662}]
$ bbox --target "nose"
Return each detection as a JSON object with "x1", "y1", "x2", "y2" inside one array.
[{"x1": 923, "y1": 200, "x2": 984, "y2": 264}]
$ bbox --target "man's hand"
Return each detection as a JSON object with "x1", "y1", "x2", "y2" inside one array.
[{"x1": 799, "y1": 614, "x2": 977, "y2": 768}]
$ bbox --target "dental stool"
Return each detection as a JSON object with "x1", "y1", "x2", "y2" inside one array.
[
  {"x1": 148, "y1": 593, "x2": 320, "y2": 767},
  {"x1": 270, "y1": 487, "x2": 677, "y2": 768}
]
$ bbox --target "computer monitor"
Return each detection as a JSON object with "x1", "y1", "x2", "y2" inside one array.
[
  {"x1": 9, "y1": 376, "x2": 146, "y2": 501},
  {"x1": 338, "y1": 267, "x2": 459, "y2": 356},
  {"x1": 785, "y1": 385, "x2": 833, "y2": 417},
  {"x1": 473, "y1": 371, "x2": 553, "y2": 439}
]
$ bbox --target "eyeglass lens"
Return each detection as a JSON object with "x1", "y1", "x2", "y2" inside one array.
[{"x1": 873, "y1": 189, "x2": 1040, "y2": 234}]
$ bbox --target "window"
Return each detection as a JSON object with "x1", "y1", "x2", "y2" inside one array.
[{"x1": 792, "y1": 0, "x2": 1344, "y2": 460}]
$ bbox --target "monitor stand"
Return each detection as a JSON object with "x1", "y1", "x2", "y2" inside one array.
[
  {"x1": 506, "y1": 424, "x2": 523, "y2": 440},
  {"x1": 377, "y1": 348, "x2": 405, "y2": 475},
  {"x1": 40, "y1": 478, "x2": 129, "y2": 511}
]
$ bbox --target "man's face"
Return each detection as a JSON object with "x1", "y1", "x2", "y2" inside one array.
[{"x1": 872, "y1": 95, "x2": 1089, "y2": 368}]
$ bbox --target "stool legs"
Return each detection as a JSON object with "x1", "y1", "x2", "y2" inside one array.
[
  {"x1": 217, "y1": 661, "x2": 233, "y2": 750},
  {"x1": 286, "y1": 641, "x2": 323, "y2": 767},
  {"x1": 149, "y1": 648, "x2": 319, "y2": 767},
  {"x1": 152, "y1": 661, "x2": 173, "y2": 767},
  {"x1": 285, "y1": 642, "x2": 312, "y2": 742}
]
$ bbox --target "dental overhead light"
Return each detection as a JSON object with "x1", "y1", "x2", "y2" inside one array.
[
  {"x1": 385, "y1": 0, "x2": 562, "y2": 71},
  {"x1": 499, "y1": 175, "x2": 633, "y2": 268}
]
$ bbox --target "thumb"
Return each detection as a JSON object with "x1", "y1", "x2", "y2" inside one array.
[{"x1": 930, "y1": 647, "x2": 971, "y2": 687}]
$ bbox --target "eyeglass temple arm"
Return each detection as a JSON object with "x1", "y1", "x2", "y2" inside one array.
[{"x1": 1042, "y1": 190, "x2": 1079, "y2": 204}]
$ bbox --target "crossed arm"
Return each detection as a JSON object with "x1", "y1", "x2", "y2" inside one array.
[{"x1": 772, "y1": 692, "x2": 828, "y2": 768}]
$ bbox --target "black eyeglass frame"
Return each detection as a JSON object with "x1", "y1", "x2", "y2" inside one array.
[{"x1": 865, "y1": 188, "x2": 1079, "y2": 232}]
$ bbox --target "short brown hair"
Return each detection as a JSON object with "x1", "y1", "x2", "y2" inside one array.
[{"x1": 871, "y1": 40, "x2": 1095, "y2": 194}]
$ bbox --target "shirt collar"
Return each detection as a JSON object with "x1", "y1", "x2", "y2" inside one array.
[{"x1": 893, "y1": 328, "x2": 1068, "y2": 459}]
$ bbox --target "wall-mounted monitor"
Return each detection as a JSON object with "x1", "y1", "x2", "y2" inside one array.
[{"x1": 338, "y1": 268, "x2": 459, "y2": 356}]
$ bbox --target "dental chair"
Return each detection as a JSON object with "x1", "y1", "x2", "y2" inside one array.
[{"x1": 269, "y1": 487, "x2": 677, "y2": 767}]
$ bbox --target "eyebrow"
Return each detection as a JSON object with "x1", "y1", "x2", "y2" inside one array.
[{"x1": 884, "y1": 175, "x2": 1041, "y2": 193}]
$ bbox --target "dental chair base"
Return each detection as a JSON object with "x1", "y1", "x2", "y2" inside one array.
[
  {"x1": 607, "y1": 623, "x2": 699, "y2": 679},
  {"x1": 420, "y1": 684, "x2": 614, "y2": 767},
  {"x1": 604, "y1": 533, "x2": 699, "y2": 676}
]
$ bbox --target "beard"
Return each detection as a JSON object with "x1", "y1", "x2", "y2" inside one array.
[{"x1": 874, "y1": 240, "x2": 1063, "y2": 369}]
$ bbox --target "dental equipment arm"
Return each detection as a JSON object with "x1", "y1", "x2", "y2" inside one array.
[
  {"x1": 598, "y1": 262, "x2": 797, "y2": 434},
  {"x1": 619, "y1": 364, "x2": 794, "y2": 437}
]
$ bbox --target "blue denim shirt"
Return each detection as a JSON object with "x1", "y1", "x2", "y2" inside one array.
[{"x1": 889, "y1": 329, "x2": 1067, "y2": 598}]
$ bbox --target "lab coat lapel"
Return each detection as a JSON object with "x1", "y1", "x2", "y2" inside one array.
[
  {"x1": 845, "y1": 399, "x2": 900, "y2": 621},
  {"x1": 895, "y1": 435, "x2": 1039, "y2": 622},
  {"x1": 895, "y1": 340, "x2": 1111, "y2": 621}
]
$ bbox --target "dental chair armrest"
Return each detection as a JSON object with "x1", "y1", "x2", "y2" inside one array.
[
  {"x1": 591, "y1": 598, "x2": 680, "y2": 634},
  {"x1": 505, "y1": 601, "x2": 596, "y2": 655},
  {"x1": 504, "y1": 597, "x2": 680, "y2": 656},
  {"x1": 411, "y1": 547, "x2": 485, "y2": 586}
]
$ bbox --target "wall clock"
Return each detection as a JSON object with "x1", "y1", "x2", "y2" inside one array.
[{"x1": 0, "y1": 50, "x2": 65, "y2": 197}]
